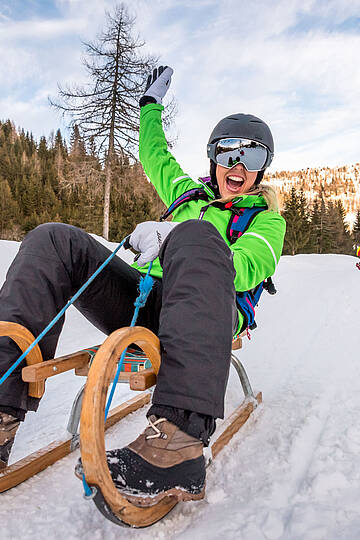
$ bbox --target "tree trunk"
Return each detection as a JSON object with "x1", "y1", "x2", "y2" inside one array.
[
  {"x1": 103, "y1": 162, "x2": 111, "y2": 240},
  {"x1": 102, "y1": 23, "x2": 121, "y2": 240}
]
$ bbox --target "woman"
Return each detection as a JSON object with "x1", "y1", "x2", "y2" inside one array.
[{"x1": 0, "y1": 66, "x2": 285, "y2": 506}]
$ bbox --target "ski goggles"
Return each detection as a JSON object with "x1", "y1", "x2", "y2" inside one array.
[{"x1": 207, "y1": 138, "x2": 273, "y2": 172}]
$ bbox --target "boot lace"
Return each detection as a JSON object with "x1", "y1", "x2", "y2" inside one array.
[{"x1": 145, "y1": 417, "x2": 167, "y2": 440}]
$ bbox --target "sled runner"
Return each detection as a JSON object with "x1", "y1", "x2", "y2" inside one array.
[{"x1": 0, "y1": 321, "x2": 261, "y2": 528}]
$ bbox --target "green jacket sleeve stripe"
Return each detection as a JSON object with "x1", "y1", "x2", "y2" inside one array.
[{"x1": 242, "y1": 231, "x2": 278, "y2": 269}]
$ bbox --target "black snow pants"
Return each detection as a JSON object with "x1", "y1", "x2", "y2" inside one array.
[{"x1": 0, "y1": 220, "x2": 237, "y2": 444}]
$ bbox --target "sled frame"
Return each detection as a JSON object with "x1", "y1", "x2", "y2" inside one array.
[
  {"x1": 0, "y1": 321, "x2": 261, "y2": 525},
  {"x1": 80, "y1": 326, "x2": 261, "y2": 528}
]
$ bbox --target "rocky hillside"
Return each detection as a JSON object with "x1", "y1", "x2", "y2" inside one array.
[{"x1": 265, "y1": 163, "x2": 360, "y2": 229}]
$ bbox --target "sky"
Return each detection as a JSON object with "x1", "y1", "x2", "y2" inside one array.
[{"x1": 0, "y1": 0, "x2": 360, "y2": 179}]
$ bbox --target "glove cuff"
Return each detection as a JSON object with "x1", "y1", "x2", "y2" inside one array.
[{"x1": 139, "y1": 95, "x2": 157, "y2": 108}]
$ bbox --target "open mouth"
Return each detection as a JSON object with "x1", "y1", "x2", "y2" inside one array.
[{"x1": 226, "y1": 175, "x2": 245, "y2": 193}]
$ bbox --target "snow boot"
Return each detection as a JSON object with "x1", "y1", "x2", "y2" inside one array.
[
  {"x1": 106, "y1": 416, "x2": 206, "y2": 506},
  {"x1": 76, "y1": 416, "x2": 206, "y2": 507},
  {"x1": 0, "y1": 412, "x2": 20, "y2": 470}
]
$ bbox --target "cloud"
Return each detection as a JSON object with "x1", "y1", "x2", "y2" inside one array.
[
  {"x1": 0, "y1": 17, "x2": 84, "y2": 41},
  {"x1": 1, "y1": 0, "x2": 360, "y2": 178},
  {"x1": 0, "y1": 93, "x2": 68, "y2": 140}
]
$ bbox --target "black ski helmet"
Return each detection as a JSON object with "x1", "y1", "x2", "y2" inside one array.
[{"x1": 208, "y1": 113, "x2": 274, "y2": 187}]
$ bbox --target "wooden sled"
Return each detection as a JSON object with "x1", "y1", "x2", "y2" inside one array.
[
  {"x1": 0, "y1": 321, "x2": 261, "y2": 528},
  {"x1": 79, "y1": 326, "x2": 262, "y2": 528}
]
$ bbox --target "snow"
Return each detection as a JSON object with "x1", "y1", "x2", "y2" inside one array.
[{"x1": 1, "y1": 237, "x2": 360, "y2": 539}]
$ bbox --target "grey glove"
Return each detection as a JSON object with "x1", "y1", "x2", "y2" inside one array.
[
  {"x1": 129, "y1": 221, "x2": 178, "y2": 266},
  {"x1": 140, "y1": 66, "x2": 173, "y2": 105}
]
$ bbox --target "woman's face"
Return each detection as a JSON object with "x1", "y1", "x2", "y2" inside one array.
[{"x1": 216, "y1": 163, "x2": 257, "y2": 198}]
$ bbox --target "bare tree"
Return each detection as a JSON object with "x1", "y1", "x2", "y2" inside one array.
[{"x1": 50, "y1": 4, "x2": 175, "y2": 239}]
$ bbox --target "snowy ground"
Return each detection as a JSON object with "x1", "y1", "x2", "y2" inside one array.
[{"x1": 1, "y1": 237, "x2": 360, "y2": 540}]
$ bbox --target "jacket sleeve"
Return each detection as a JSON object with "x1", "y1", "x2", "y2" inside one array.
[
  {"x1": 139, "y1": 103, "x2": 199, "y2": 206},
  {"x1": 231, "y1": 211, "x2": 286, "y2": 291}
]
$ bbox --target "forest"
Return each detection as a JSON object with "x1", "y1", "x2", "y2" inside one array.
[
  {"x1": 0, "y1": 118, "x2": 359, "y2": 256},
  {"x1": 0, "y1": 119, "x2": 165, "y2": 242}
]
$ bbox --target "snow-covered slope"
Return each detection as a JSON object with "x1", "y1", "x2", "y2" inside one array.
[{"x1": 1, "y1": 238, "x2": 359, "y2": 540}]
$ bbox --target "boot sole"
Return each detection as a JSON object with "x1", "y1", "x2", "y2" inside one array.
[
  {"x1": 75, "y1": 466, "x2": 205, "y2": 507},
  {"x1": 122, "y1": 485, "x2": 206, "y2": 507}
]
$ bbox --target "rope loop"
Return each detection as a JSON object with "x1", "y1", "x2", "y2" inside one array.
[{"x1": 134, "y1": 273, "x2": 154, "y2": 309}]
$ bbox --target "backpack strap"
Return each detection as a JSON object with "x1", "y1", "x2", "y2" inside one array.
[
  {"x1": 227, "y1": 206, "x2": 265, "y2": 244},
  {"x1": 227, "y1": 206, "x2": 276, "y2": 333},
  {"x1": 236, "y1": 282, "x2": 264, "y2": 332},
  {"x1": 159, "y1": 188, "x2": 210, "y2": 222}
]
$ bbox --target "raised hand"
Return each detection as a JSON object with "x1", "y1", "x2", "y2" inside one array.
[{"x1": 140, "y1": 66, "x2": 173, "y2": 106}]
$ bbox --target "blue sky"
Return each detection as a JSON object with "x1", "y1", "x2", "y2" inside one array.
[{"x1": 1, "y1": 0, "x2": 360, "y2": 177}]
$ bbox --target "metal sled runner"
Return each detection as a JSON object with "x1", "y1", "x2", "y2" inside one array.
[{"x1": 0, "y1": 321, "x2": 261, "y2": 528}]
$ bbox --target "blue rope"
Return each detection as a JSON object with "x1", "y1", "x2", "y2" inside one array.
[
  {"x1": 0, "y1": 237, "x2": 128, "y2": 387},
  {"x1": 104, "y1": 263, "x2": 153, "y2": 420},
  {"x1": 82, "y1": 472, "x2": 94, "y2": 497}
]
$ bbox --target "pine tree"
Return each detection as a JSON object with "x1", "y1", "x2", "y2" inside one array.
[
  {"x1": 335, "y1": 201, "x2": 352, "y2": 254},
  {"x1": 70, "y1": 125, "x2": 86, "y2": 158},
  {"x1": 53, "y1": 128, "x2": 67, "y2": 180},
  {"x1": 282, "y1": 187, "x2": 311, "y2": 255},
  {"x1": 325, "y1": 201, "x2": 352, "y2": 254},
  {"x1": 353, "y1": 209, "x2": 360, "y2": 247},
  {"x1": 0, "y1": 177, "x2": 20, "y2": 238},
  {"x1": 88, "y1": 136, "x2": 97, "y2": 158},
  {"x1": 309, "y1": 197, "x2": 322, "y2": 253}
]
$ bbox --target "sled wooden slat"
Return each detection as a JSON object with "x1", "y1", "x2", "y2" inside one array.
[
  {"x1": 80, "y1": 326, "x2": 178, "y2": 528},
  {"x1": 74, "y1": 365, "x2": 132, "y2": 381},
  {"x1": 211, "y1": 391, "x2": 262, "y2": 460},
  {"x1": 129, "y1": 367, "x2": 157, "y2": 391},
  {"x1": 0, "y1": 391, "x2": 150, "y2": 493},
  {"x1": 22, "y1": 350, "x2": 91, "y2": 382},
  {"x1": 74, "y1": 364, "x2": 91, "y2": 376},
  {"x1": 232, "y1": 330, "x2": 247, "y2": 351},
  {"x1": 0, "y1": 321, "x2": 44, "y2": 398},
  {"x1": 0, "y1": 438, "x2": 72, "y2": 493},
  {"x1": 22, "y1": 350, "x2": 138, "y2": 383},
  {"x1": 232, "y1": 336, "x2": 242, "y2": 350}
]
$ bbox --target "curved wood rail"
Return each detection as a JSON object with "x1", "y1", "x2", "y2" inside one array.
[
  {"x1": 80, "y1": 326, "x2": 177, "y2": 527},
  {"x1": 0, "y1": 321, "x2": 44, "y2": 398}
]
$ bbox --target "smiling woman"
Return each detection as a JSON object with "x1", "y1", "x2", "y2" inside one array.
[
  {"x1": 87, "y1": 65, "x2": 287, "y2": 507},
  {"x1": 0, "y1": 63, "x2": 286, "y2": 515}
]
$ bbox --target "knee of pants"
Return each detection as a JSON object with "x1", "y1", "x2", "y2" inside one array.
[
  {"x1": 24, "y1": 222, "x2": 69, "y2": 242},
  {"x1": 160, "y1": 219, "x2": 235, "y2": 282}
]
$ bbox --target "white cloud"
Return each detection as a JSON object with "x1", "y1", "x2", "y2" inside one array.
[
  {"x1": 0, "y1": 17, "x2": 85, "y2": 41},
  {"x1": 0, "y1": 94, "x2": 68, "y2": 139},
  {"x1": 1, "y1": 0, "x2": 360, "y2": 177}
]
